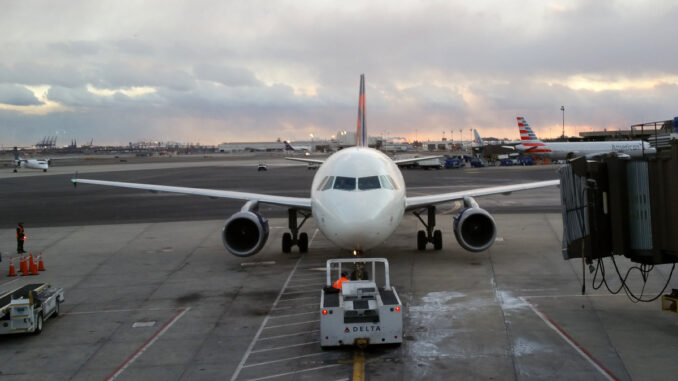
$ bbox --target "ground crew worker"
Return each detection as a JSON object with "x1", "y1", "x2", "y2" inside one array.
[
  {"x1": 333, "y1": 272, "x2": 349, "y2": 290},
  {"x1": 16, "y1": 222, "x2": 26, "y2": 254}
]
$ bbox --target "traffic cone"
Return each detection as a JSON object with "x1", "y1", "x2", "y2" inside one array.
[
  {"x1": 20, "y1": 255, "x2": 28, "y2": 276},
  {"x1": 8, "y1": 257, "x2": 16, "y2": 277},
  {"x1": 38, "y1": 253, "x2": 45, "y2": 271},
  {"x1": 29, "y1": 258, "x2": 39, "y2": 275},
  {"x1": 29, "y1": 253, "x2": 35, "y2": 269}
]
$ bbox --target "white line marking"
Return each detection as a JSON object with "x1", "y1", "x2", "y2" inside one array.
[
  {"x1": 269, "y1": 311, "x2": 317, "y2": 319},
  {"x1": 65, "y1": 307, "x2": 179, "y2": 315},
  {"x1": 258, "y1": 329, "x2": 320, "y2": 341},
  {"x1": 244, "y1": 364, "x2": 341, "y2": 381},
  {"x1": 106, "y1": 307, "x2": 190, "y2": 381},
  {"x1": 522, "y1": 298, "x2": 618, "y2": 381},
  {"x1": 278, "y1": 295, "x2": 318, "y2": 302},
  {"x1": 250, "y1": 341, "x2": 320, "y2": 354},
  {"x1": 282, "y1": 290, "x2": 318, "y2": 296},
  {"x1": 242, "y1": 352, "x2": 325, "y2": 368},
  {"x1": 271, "y1": 302, "x2": 317, "y2": 311},
  {"x1": 0, "y1": 278, "x2": 20, "y2": 290},
  {"x1": 264, "y1": 319, "x2": 320, "y2": 329},
  {"x1": 230, "y1": 256, "x2": 304, "y2": 381}
]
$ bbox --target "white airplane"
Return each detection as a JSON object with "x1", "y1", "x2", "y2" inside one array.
[
  {"x1": 12, "y1": 147, "x2": 49, "y2": 172},
  {"x1": 71, "y1": 76, "x2": 559, "y2": 257},
  {"x1": 515, "y1": 117, "x2": 656, "y2": 159},
  {"x1": 283, "y1": 140, "x2": 311, "y2": 152}
]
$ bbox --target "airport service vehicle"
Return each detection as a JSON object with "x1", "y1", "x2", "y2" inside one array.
[
  {"x1": 444, "y1": 156, "x2": 464, "y2": 169},
  {"x1": 0, "y1": 283, "x2": 64, "y2": 335},
  {"x1": 416, "y1": 157, "x2": 443, "y2": 170},
  {"x1": 72, "y1": 75, "x2": 559, "y2": 257},
  {"x1": 515, "y1": 117, "x2": 656, "y2": 160},
  {"x1": 12, "y1": 147, "x2": 49, "y2": 172},
  {"x1": 257, "y1": 163, "x2": 268, "y2": 171},
  {"x1": 320, "y1": 258, "x2": 402, "y2": 348}
]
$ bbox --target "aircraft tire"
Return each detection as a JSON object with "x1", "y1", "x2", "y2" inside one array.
[
  {"x1": 298, "y1": 232, "x2": 308, "y2": 253},
  {"x1": 282, "y1": 233, "x2": 292, "y2": 253},
  {"x1": 417, "y1": 230, "x2": 427, "y2": 251},
  {"x1": 433, "y1": 230, "x2": 443, "y2": 250}
]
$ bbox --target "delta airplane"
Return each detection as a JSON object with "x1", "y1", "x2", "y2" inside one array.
[
  {"x1": 12, "y1": 147, "x2": 49, "y2": 172},
  {"x1": 72, "y1": 76, "x2": 559, "y2": 257},
  {"x1": 515, "y1": 117, "x2": 656, "y2": 160}
]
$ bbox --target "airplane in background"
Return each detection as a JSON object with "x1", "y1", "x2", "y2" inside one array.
[
  {"x1": 471, "y1": 129, "x2": 486, "y2": 149},
  {"x1": 72, "y1": 75, "x2": 559, "y2": 258},
  {"x1": 12, "y1": 147, "x2": 49, "y2": 172},
  {"x1": 283, "y1": 140, "x2": 311, "y2": 152},
  {"x1": 515, "y1": 117, "x2": 656, "y2": 160}
]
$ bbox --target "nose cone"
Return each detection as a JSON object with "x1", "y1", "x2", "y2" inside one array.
[{"x1": 314, "y1": 190, "x2": 403, "y2": 251}]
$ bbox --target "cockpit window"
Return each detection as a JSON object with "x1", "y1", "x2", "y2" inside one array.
[
  {"x1": 319, "y1": 176, "x2": 335, "y2": 191},
  {"x1": 358, "y1": 176, "x2": 381, "y2": 190},
  {"x1": 333, "y1": 176, "x2": 356, "y2": 190},
  {"x1": 379, "y1": 175, "x2": 394, "y2": 190}
]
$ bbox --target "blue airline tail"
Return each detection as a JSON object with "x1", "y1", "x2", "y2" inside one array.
[{"x1": 356, "y1": 74, "x2": 367, "y2": 147}]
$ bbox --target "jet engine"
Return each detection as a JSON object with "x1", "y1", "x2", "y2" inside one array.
[
  {"x1": 222, "y1": 210, "x2": 269, "y2": 257},
  {"x1": 453, "y1": 197, "x2": 496, "y2": 252}
]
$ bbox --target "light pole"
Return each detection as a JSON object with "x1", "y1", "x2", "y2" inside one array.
[{"x1": 560, "y1": 105, "x2": 565, "y2": 140}]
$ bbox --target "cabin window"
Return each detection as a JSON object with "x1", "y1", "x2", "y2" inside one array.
[
  {"x1": 358, "y1": 176, "x2": 381, "y2": 190},
  {"x1": 333, "y1": 176, "x2": 356, "y2": 190}
]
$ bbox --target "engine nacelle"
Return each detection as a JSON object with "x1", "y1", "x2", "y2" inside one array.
[
  {"x1": 453, "y1": 207, "x2": 496, "y2": 252},
  {"x1": 222, "y1": 211, "x2": 269, "y2": 257}
]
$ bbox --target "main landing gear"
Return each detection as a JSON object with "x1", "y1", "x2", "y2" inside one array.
[
  {"x1": 413, "y1": 205, "x2": 442, "y2": 251},
  {"x1": 282, "y1": 208, "x2": 311, "y2": 253}
]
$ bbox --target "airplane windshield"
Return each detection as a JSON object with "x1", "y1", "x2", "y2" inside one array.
[
  {"x1": 379, "y1": 175, "x2": 396, "y2": 190},
  {"x1": 358, "y1": 176, "x2": 381, "y2": 190},
  {"x1": 333, "y1": 176, "x2": 356, "y2": 191}
]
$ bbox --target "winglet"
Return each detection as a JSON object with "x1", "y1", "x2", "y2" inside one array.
[{"x1": 356, "y1": 74, "x2": 367, "y2": 147}]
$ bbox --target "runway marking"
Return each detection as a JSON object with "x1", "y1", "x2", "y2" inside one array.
[
  {"x1": 278, "y1": 295, "x2": 318, "y2": 302},
  {"x1": 353, "y1": 349, "x2": 365, "y2": 381},
  {"x1": 258, "y1": 329, "x2": 319, "y2": 341},
  {"x1": 250, "y1": 341, "x2": 319, "y2": 354},
  {"x1": 64, "y1": 307, "x2": 180, "y2": 315},
  {"x1": 282, "y1": 290, "x2": 318, "y2": 296},
  {"x1": 522, "y1": 297, "x2": 618, "y2": 381},
  {"x1": 242, "y1": 352, "x2": 325, "y2": 368},
  {"x1": 269, "y1": 310, "x2": 317, "y2": 319},
  {"x1": 264, "y1": 319, "x2": 319, "y2": 329},
  {"x1": 270, "y1": 302, "x2": 317, "y2": 311},
  {"x1": 243, "y1": 364, "x2": 341, "y2": 381},
  {"x1": 0, "y1": 278, "x2": 20, "y2": 290},
  {"x1": 105, "y1": 307, "x2": 190, "y2": 381},
  {"x1": 230, "y1": 255, "x2": 304, "y2": 381}
]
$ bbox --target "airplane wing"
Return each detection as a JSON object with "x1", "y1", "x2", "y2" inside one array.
[
  {"x1": 285, "y1": 157, "x2": 325, "y2": 164},
  {"x1": 393, "y1": 155, "x2": 444, "y2": 165},
  {"x1": 71, "y1": 178, "x2": 312, "y2": 210},
  {"x1": 405, "y1": 179, "x2": 559, "y2": 210}
]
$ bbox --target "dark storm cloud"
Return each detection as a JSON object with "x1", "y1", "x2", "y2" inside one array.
[{"x1": 0, "y1": 85, "x2": 43, "y2": 106}]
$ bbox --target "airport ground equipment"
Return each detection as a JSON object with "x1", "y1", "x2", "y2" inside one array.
[
  {"x1": 320, "y1": 258, "x2": 402, "y2": 348},
  {"x1": 0, "y1": 283, "x2": 64, "y2": 335}
]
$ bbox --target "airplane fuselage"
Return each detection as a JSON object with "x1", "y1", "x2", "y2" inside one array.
[
  {"x1": 311, "y1": 147, "x2": 406, "y2": 251},
  {"x1": 516, "y1": 140, "x2": 655, "y2": 160},
  {"x1": 14, "y1": 159, "x2": 49, "y2": 171}
]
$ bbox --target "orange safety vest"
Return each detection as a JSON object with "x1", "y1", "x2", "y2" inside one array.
[{"x1": 333, "y1": 276, "x2": 349, "y2": 290}]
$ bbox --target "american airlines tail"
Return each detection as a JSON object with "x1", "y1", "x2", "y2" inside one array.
[
  {"x1": 472, "y1": 129, "x2": 484, "y2": 146},
  {"x1": 517, "y1": 117, "x2": 542, "y2": 142},
  {"x1": 356, "y1": 74, "x2": 367, "y2": 147}
]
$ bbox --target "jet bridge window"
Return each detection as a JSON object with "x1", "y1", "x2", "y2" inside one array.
[
  {"x1": 358, "y1": 176, "x2": 381, "y2": 190},
  {"x1": 333, "y1": 176, "x2": 356, "y2": 190}
]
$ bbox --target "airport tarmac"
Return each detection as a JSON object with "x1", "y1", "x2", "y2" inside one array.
[{"x1": 0, "y1": 159, "x2": 676, "y2": 380}]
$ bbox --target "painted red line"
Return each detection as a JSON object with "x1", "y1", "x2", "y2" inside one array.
[
  {"x1": 523, "y1": 298, "x2": 619, "y2": 381},
  {"x1": 105, "y1": 307, "x2": 189, "y2": 381}
]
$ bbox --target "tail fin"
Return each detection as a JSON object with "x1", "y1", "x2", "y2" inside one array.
[
  {"x1": 517, "y1": 117, "x2": 541, "y2": 142},
  {"x1": 13, "y1": 146, "x2": 19, "y2": 160},
  {"x1": 473, "y1": 129, "x2": 484, "y2": 146},
  {"x1": 283, "y1": 141, "x2": 294, "y2": 151},
  {"x1": 356, "y1": 74, "x2": 367, "y2": 147}
]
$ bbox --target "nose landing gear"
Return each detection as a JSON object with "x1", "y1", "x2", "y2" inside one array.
[
  {"x1": 413, "y1": 205, "x2": 443, "y2": 250},
  {"x1": 282, "y1": 208, "x2": 311, "y2": 253}
]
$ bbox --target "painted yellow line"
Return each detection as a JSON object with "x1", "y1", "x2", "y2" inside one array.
[{"x1": 353, "y1": 349, "x2": 365, "y2": 381}]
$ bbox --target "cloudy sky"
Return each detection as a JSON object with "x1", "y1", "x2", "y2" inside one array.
[{"x1": 2, "y1": 0, "x2": 677, "y2": 146}]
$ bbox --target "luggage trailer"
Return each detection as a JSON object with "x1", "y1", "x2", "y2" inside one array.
[
  {"x1": 320, "y1": 258, "x2": 403, "y2": 348},
  {"x1": 0, "y1": 283, "x2": 64, "y2": 335}
]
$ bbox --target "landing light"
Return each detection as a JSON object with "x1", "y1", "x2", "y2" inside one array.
[{"x1": 322, "y1": 309, "x2": 328, "y2": 315}]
